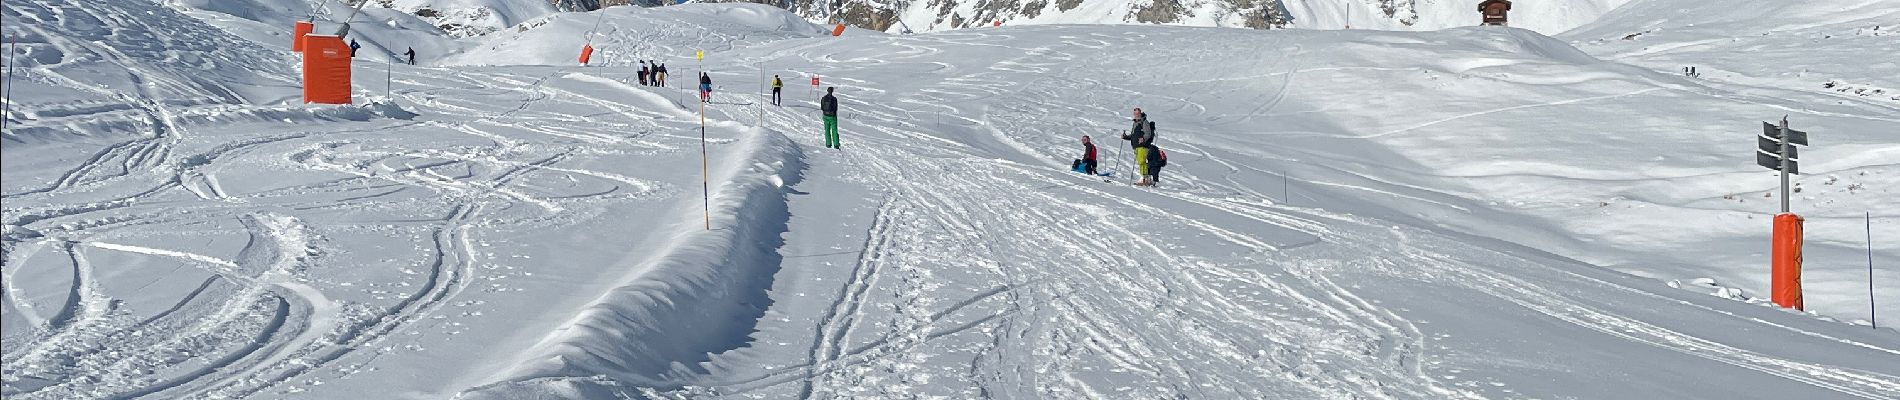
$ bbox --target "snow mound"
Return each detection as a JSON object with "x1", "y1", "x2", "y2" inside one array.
[{"x1": 461, "y1": 124, "x2": 807, "y2": 397}]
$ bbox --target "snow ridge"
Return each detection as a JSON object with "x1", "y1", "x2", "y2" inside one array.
[{"x1": 460, "y1": 122, "x2": 807, "y2": 397}]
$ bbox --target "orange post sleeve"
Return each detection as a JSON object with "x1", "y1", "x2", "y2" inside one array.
[
  {"x1": 302, "y1": 35, "x2": 353, "y2": 104},
  {"x1": 293, "y1": 21, "x2": 314, "y2": 52},
  {"x1": 1772, "y1": 213, "x2": 1805, "y2": 310},
  {"x1": 579, "y1": 44, "x2": 594, "y2": 65},
  {"x1": 832, "y1": 24, "x2": 846, "y2": 37}
]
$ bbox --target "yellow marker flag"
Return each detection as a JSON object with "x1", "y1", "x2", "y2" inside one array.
[{"x1": 696, "y1": 50, "x2": 704, "y2": 60}]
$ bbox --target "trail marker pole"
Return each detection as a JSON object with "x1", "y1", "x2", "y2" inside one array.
[
  {"x1": 1756, "y1": 117, "x2": 1812, "y2": 310},
  {"x1": 1757, "y1": 117, "x2": 1809, "y2": 212},
  {"x1": 698, "y1": 49, "x2": 709, "y2": 230},
  {"x1": 1780, "y1": 119, "x2": 1790, "y2": 212},
  {"x1": 1870, "y1": 211, "x2": 1878, "y2": 329},
  {"x1": 2, "y1": 36, "x2": 17, "y2": 134},
  {"x1": 386, "y1": 56, "x2": 392, "y2": 97},
  {"x1": 1283, "y1": 170, "x2": 1290, "y2": 205},
  {"x1": 757, "y1": 61, "x2": 764, "y2": 125}
]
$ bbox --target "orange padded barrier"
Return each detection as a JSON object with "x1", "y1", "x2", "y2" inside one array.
[
  {"x1": 1772, "y1": 213, "x2": 1804, "y2": 310},
  {"x1": 579, "y1": 44, "x2": 595, "y2": 65},
  {"x1": 832, "y1": 24, "x2": 846, "y2": 37},
  {"x1": 302, "y1": 34, "x2": 352, "y2": 104},
  {"x1": 293, "y1": 20, "x2": 314, "y2": 52}
]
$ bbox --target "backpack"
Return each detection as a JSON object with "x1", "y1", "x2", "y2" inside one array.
[
  {"x1": 1146, "y1": 121, "x2": 1157, "y2": 143},
  {"x1": 1150, "y1": 147, "x2": 1167, "y2": 168}
]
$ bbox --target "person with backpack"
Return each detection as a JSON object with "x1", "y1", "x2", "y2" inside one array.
[
  {"x1": 1121, "y1": 108, "x2": 1156, "y2": 186},
  {"x1": 655, "y1": 62, "x2": 668, "y2": 87},
  {"x1": 771, "y1": 75, "x2": 784, "y2": 106},
  {"x1": 821, "y1": 87, "x2": 841, "y2": 149},
  {"x1": 1073, "y1": 135, "x2": 1098, "y2": 175},
  {"x1": 1146, "y1": 146, "x2": 1168, "y2": 186},
  {"x1": 699, "y1": 72, "x2": 713, "y2": 102},
  {"x1": 404, "y1": 48, "x2": 416, "y2": 65},
  {"x1": 349, "y1": 39, "x2": 360, "y2": 57},
  {"x1": 638, "y1": 61, "x2": 650, "y2": 86}
]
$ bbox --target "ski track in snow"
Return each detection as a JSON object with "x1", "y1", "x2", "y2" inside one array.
[
  {"x1": 644, "y1": 21, "x2": 1900, "y2": 400},
  {"x1": 1, "y1": 5, "x2": 705, "y2": 394}
]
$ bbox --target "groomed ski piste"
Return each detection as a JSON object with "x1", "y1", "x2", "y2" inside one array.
[{"x1": 3, "y1": 0, "x2": 1898, "y2": 398}]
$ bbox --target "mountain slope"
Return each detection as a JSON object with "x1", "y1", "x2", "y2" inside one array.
[
  {"x1": 701, "y1": 0, "x2": 1630, "y2": 34},
  {"x1": 3, "y1": 1, "x2": 1897, "y2": 399}
]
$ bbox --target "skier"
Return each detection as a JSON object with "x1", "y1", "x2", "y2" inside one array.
[
  {"x1": 1146, "y1": 146, "x2": 1168, "y2": 186},
  {"x1": 699, "y1": 72, "x2": 713, "y2": 103},
  {"x1": 1072, "y1": 135, "x2": 1098, "y2": 175},
  {"x1": 655, "y1": 62, "x2": 668, "y2": 87},
  {"x1": 821, "y1": 87, "x2": 841, "y2": 149},
  {"x1": 639, "y1": 61, "x2": 650, "y2": 86},
  {"x1": 771, "y1": 75, "x2": 784, "y2": 106},
  {"x1": 349, "y1": 39, "x2": 360, "y2": 57},
  {"x1": 1121, "y1": 108, "x2": 1156, "y2": 186},
  {"x1": 404, "y1": 47, "x2": 416, "y2": 65}
]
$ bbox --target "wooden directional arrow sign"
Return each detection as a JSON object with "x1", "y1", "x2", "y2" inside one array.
[
  {"x1": 1759, "y1": 135, "x2": 1799, "y2": 159},
  {"x1": 1757, "y1": 150, "x2": 1799, "y2": 174},
  {"x1": 1763, "y1": 121, "x2": 1810, "y2": 145}
]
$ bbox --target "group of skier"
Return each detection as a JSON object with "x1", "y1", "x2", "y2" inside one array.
[
  {"x1": 637, "y1": 61, "x2": 670, "y2": 87},
  {"x1": 344, "y1": 39, "x2": 418, "y2": 65},
  {"x1": 1076, "y1": 108, "x2": 1167, "y2": 186},
  {"x1": 690, "y1": 71, "x2": 1166, "y2": 184}
]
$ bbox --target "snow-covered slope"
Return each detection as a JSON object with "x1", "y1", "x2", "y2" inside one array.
[
  {"x1": 4, "y1": 0, "x2": 1899, "y2": 399},
  {"x1": 378, "y1": 0, "x2": 561, "y2": 37},
  {"x1": 1564, "y1": 0, "x2": 1898, "y2": 97},
  {"x1": 708, "y1": 0, "x2": 1630, "y2": 34},
  {"x1": 444, "y1": 3, "x2": 825, "y2": 66}
]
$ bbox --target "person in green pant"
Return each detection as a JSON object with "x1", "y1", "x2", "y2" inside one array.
[
  {"x1": 1121, "y1": 108, "x2": 1155, "y2": 186},
  {"x1": 821, "y1": 87, "x2": 841, "y2": 149}
]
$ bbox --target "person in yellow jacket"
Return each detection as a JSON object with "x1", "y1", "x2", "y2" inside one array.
[{"x1": 771, "y1": 75, "x2": 784, "y2": 106}]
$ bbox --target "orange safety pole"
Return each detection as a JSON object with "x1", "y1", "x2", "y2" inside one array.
[{"x1": 1772, "y1": 213, "x2": 1805, "y2": 310}]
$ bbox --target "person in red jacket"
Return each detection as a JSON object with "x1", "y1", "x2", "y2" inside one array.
[{"x1": 1073, "y1": 135, "x2": 1098, "y2": 175}]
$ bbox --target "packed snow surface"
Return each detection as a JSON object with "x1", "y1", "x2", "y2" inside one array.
[{"x1": 3, "y1": 0, "x2": 1898, "y2": 399}]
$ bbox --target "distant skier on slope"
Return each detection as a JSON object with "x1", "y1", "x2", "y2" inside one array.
[
  {"x1": 404, "y1": 47, "x2": 416, "y2": 65},
  {"x1": 655, "y1": 62, "x2": 668, "y2": 87},
  {"x1": 771, "y1": 75, "x2": 784, "y2": 106},
  {"x1": 1073, "y1": 135, "x2": 1098, "y2": 175},
  {"x1": 1122, "y1": 108, "x2": 1156, "y2": 186},
  {"x1": 699, "y1": 72, "x2": 713, "y2": 102},
  {"x1": 639, "y1": 61, "x2": 650, "y2": 86},
  {"x1": 821, "y1": 87, "x2": 841, "y2": 149},
  {"x1": 349, "y1": 39, "x2": 360, "y2": 57}
]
